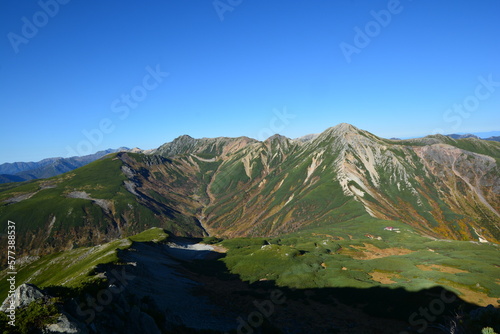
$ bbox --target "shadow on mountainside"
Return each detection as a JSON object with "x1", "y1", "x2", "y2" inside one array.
[
  {"x1": 179, "y1": 252, "x2": 485, "y2": 334},
  {"x1": 109, "y1": 237, "x2": 490, "y2": 333},
  {"x1": 4, "y1": 236, "x2": 497, "y2": 334}
]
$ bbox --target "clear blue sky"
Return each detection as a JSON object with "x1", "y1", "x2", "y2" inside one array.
[{"x1": 1, "y1": 0, "x2": 499, "y2": 163}]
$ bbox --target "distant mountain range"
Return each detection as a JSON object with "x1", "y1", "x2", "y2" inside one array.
[
  {"x1": 0, "y1": 148, "x2": 143, "y2": 184},
  {"x1": 446, "y1": 133, "x2": 500, "y2": 141}
]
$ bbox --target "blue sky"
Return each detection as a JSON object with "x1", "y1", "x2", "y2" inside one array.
[{"x1": 1, "y1": 0, "x2": 499, "y2": 163}]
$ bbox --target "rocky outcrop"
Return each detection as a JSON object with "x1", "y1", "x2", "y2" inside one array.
[
  {"x1": 0, "y1": 283, "x2": 45, "y2": 312},
  {"x1": 151, "y1": 135, "x2": 257, "y2": 158},
  {"x1": 44, "y1": 313, "x2": 89, "y2": 334}
]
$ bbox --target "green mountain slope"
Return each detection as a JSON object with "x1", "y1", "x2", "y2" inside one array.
[
  {"x1": 0, "y1": 154, "x2": 206, "y2": 261},
  {"x1": 1, "y1": 124, "x2": 499, "y2": 264}
]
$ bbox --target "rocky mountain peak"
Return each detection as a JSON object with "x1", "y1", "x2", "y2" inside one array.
[
  {"x1": 152, "y1": 135, "x2": 257, "y2": 158},
  {"x1": 265, "y1": 134, "x2": 290, "y2": 143},
  {"x1": 175, "y1": 134, "x2": 195, "y2": 141},
  {"x1": 170, "y1": 134, "x2": 197, "y2": 147},
  {"x1": 328, "y1": 123, "x2": 360, "y2": 135},
  {"x1": 315, "y1": 123, "x2": 366, "y2": 143},
  {"x1": 152, "y1": 135, "x2": 198, "y2": 157}
]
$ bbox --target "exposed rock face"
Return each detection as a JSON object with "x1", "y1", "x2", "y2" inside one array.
[
  {"x1": 0, "y1": 283, "x2": 45, "y2": 312},
  {"x1": 44, "y1": 313, "x2": 89, "y2": 334},
  {"x1": 151, "y1": 135, "x2": 257, "y2": 158},
  {"x1": 414, "y1": 144, "x2": 500, "y2": 218},
  {"x1": 66, "y1": 191, "x2": 112, "y2": 214}
]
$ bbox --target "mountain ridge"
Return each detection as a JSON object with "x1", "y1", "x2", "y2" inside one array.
[
  {"x1": 0, "y1": 123, "x2": 499, "y2": 263},
  {"x1": 2, "y1": 125, "x2": 500, "y2": 182}
]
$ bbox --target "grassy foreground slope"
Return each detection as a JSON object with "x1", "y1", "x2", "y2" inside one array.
[
  {"x1": 5, "y1": 220, "x2": 498, "y2": 308},
  {"x1": 0, "y1": 225, "x2": 498, "y2": 333},
  {"x1": 221, "y1": 218, "x2": 500, "y2": 307},
  {"x1": 0, "y1": 228, "x2": 169, "y2": 302}
]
